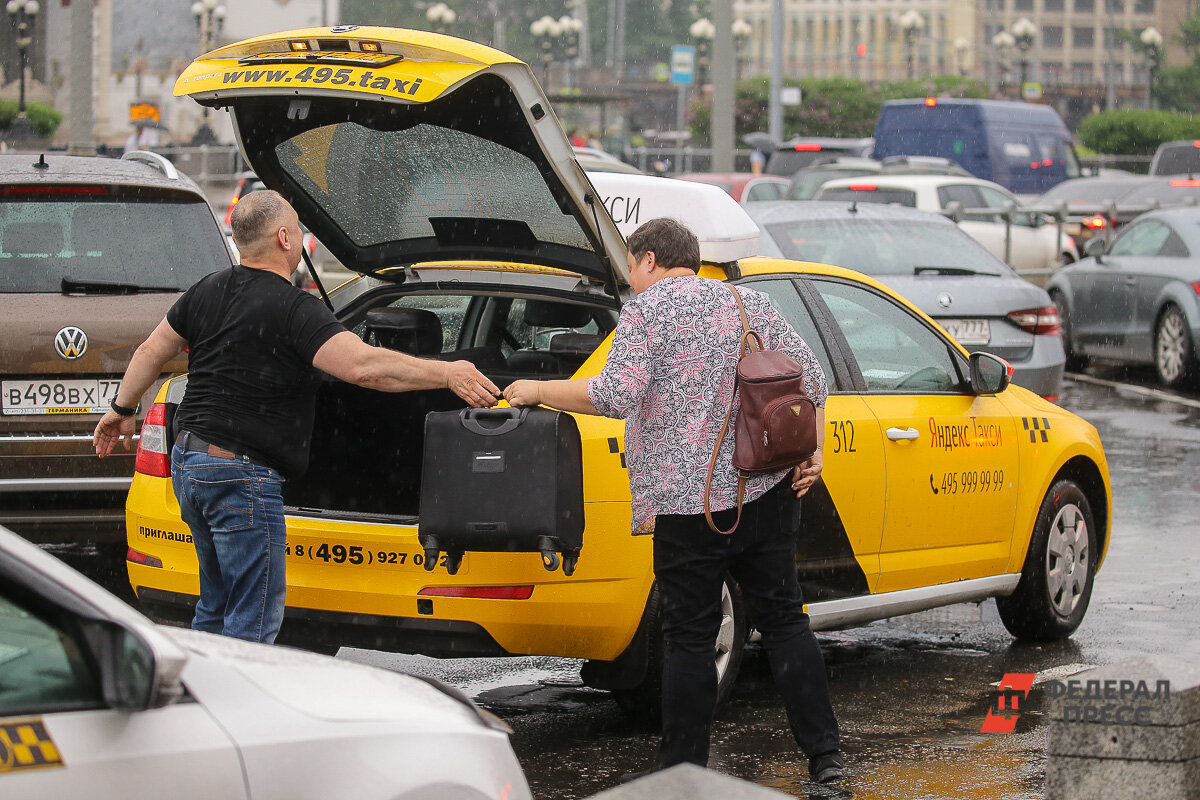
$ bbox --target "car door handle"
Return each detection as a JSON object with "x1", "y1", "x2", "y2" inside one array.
[
  {"x1": 1122, "y1": 276, "x2": 1136, "y2": 286},
  {"x1": 886, "y1": 427, "x2": 920, "y2": 441}
]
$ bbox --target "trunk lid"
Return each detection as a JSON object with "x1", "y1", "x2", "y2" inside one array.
[{"x1": 175, "y1": 27, "x2": 628, "y2": 294}]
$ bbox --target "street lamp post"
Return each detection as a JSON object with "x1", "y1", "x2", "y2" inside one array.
[
  {"x1": 1012, "y1": 16, "x2": 1036, "y2": 93},
  {"x1": 732, "y1": 18, "x2": 752, "y2": 82},
  {"x1": 530, "y1": 15, "x2": 564, "y2": 89},
  {"x1": 992, "y1": 30, "x2": 1014, "y2": 95},
  {"x1": 4, "y1": 0, "x2": 39, "y2": 143},
  {"x1": 900, "y1": 10, "x2": 924, "y2": 81},
  {"x1": 559, "y1": 15, "x2": 583, "y2": 90},
  {"x1": 954, "y1": 37, "x2": 970, "y2": 78},
  {"x1": 190, "y1": 0, "x2": 226, "y2": 145},
  {"x1": 425, "y1": 3, "x2": 457, "y2": 35},
  {"x1": 1141, "y1": 26, "x2": 1163, "y2": 109},
  {"x1": 689, "y1": 17, "x2": 715, "y2": 87}
]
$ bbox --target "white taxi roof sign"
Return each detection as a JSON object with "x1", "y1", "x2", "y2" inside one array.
[{"x1": 586, "y1": 173, "x2": 760, "y2": 263}]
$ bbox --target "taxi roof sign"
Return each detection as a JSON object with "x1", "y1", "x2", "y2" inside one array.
[{"x1": 586, "y1": 173, "x2": 760, "y2": 263}]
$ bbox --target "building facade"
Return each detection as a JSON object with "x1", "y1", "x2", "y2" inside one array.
[{"x1": 734, "y1": 0, "x2": 1196, "y2": 122}]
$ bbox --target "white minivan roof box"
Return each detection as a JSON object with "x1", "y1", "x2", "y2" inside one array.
[{"x1": 586, "y1": 173, "x2": 760, "y2": 264}]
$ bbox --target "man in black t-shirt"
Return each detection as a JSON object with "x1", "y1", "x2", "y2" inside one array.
[{"x1": 94, "y1": 190, "x2": 500, "y2": 644}]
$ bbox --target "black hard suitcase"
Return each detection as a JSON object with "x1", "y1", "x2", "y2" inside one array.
[{"x1": 418, "y1": 407, "x2": 584, "y2": 576}]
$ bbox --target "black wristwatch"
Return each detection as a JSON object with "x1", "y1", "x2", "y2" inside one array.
[{"x1": 110, "y1": 398, "x2": 138, "y2": 417}]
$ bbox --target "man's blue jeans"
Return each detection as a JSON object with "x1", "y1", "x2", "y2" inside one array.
[{"x1": 171, "y1": 440, "x2": 287, "y2": 644}]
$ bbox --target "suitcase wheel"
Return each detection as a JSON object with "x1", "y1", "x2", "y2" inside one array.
[
  {"x1": 562, "y1": 553, "x2": 579, "y2": 577},
  {"x1": 423, "y1": 547, "x2": 439, "y2": 572},
  {"x1": 540, "y1": 550, "x2": 560, "y2": 572},
  {"x1": 444, "y1": 551, "x2": 464, "y2": 575}
]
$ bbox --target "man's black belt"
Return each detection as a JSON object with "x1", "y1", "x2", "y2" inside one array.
[{"x1": 175, "y1": 430, "x2": 240, "y2": 461}]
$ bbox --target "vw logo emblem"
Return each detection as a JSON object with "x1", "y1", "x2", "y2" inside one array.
[
  {"x1": 330, "y1": 24, "x2": 360, "y2": 33},
  {"x1": 936, "y1": 292, "x2": 953, "y2": 310},
  {"x1": 54, "y1": 326, "x2": 88, "y2": 361}
]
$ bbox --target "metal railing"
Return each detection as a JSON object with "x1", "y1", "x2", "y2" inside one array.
[{"x1": 627, "y1": 145, "x2": 756, "y2": 175}]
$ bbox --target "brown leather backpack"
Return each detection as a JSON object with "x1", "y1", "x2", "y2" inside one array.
[{"x1": 703, "y1": 284, "x2": 818, "y2": 535}]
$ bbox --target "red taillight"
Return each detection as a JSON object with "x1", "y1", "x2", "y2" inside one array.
[
  {"x1": 0, "y1": 185, "x2": 109, "y2": 195},
  {"x1": 1008, "y1": 306, "x2": 1061, "y2": 336},
  {"x1": 1193, "y1": 140, "x2": 1200, "y2": 148},
  {"x1": 1169, "y1": 179, "x2": 1200, "y2": 187},
  {"x1": 925, "y1": 97, "x2": 937, "y2": 107},
  {"x1": 848, "y1": 184, "x2": 877, "y2": 191},
  {"x1": 1191, "y1": 281, "x2": 1200, "y2": 294},
  {"x1": 224, "y1": 194, "x2": 240, "y2": 227},
  {"x1": 303, "y1": 232, "x2": 318, "y2": 254},
  {"x1": 794, "y1": 144, "x2": 822, "y2": 151},
  {"x1": 126, "y1": 547, "x2": 163, "y2": 568},
  {"x1": 1042, "y1": 395, "x2": 1060, "y2": 403},
  {"x1": 134, "y1": 402, "x2": 170, "y2": 478},
  {"x1": 417, "y1": 586, "x2": 534, "y2": 599},
  {"x1": 1042, "y1": 159, "x2": 1054, "y2": 167},
  {"x1": 1083, "y1": 215, "x2": 1107, "y2": 229},
  {"x1": 1030, "y1": 161, "x2": 1041, "y2": 169}
]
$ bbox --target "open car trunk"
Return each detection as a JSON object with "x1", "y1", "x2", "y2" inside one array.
[{"x1": 283, "y1": 381, "x2": 465, "y2": 520}]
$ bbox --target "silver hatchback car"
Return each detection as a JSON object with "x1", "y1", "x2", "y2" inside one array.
[{"x1": 748, "y1": 202, "x2": 1066, "y2": 399}]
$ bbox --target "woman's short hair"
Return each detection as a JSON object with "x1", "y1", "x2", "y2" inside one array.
[{"x1": 627, "y1": 217, "x2": 701, "y2": 273}]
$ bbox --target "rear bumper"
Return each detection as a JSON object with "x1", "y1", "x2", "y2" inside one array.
[
  {"x1": 135, "y1": 586, "x2": 511, "y2": 657},
  {"x1": 969, "y1": 333, "x2": 1064, "y2": 398}
]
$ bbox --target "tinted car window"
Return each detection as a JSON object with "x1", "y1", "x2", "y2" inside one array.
[
  {"x1": 1037, "y1": 178, "x2": 1149, "y2": 205},
  {"x1": 276, "y1": 122, "x2": 593, "y2": 251},
  {"x1": 816, "y1": 187, "x2": 917, "y2": 207},
  {"x1": 0, "y1": 591, "x2": 102, "y2": 715},
  {"x1": 1152, "y1": 146, "x2": 1200, "y2": 176},
  {"x1": 0, "y1": 197, "x2": 230, "y2": 293},
  {"x1": 811, "y1": 279, "x2": 964, "y2": 393},
  {"x1": 742, "y1": 278, "x2": 838, "y2": 389},
  {"x1": 1109, "y1": 220, "x2": 1173, "y2": 257},
  {"x1": 763, "y1": 219, "x2": 1008, "y2": 276},
  {"x1": 745, "y1": 182, "x2": 785, "y2": 202},
  {"x1": 789, "y1": 168, "x2": 877, "y2": 200}
]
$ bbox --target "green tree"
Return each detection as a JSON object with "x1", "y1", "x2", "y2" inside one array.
[
  {"x1": 688, "y1": 75, "x2": 988, "y2": 144},
  {"x1": 0, "y1": 99, "x2": 63, "y2": 138},
  {"x1": 1077, "y1": 109, "x2": 1200, "y2": 156}
]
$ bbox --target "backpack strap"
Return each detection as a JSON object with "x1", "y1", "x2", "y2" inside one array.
[{"x1": 703, "y1": 284, "x2": 754, "y2": 535}]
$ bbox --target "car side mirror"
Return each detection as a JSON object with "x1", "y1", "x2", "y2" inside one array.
[
  {"x1": 969, "y1": 352, "x2": 1013, "y2": 395},
  {"x1": 83, "y1": 621, "x2": 186, "y2": 711},
  {"x1": 1084, "y1": 237, "x2": 1106, "y2": 260}
]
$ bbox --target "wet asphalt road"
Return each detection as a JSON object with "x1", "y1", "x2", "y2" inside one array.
[
  {"x1": 25, "y1": 368, "x2": 1199, "y2": 799},
  {"x1": 341, "y1": 370, "x2": 1200, "y2": 800}
]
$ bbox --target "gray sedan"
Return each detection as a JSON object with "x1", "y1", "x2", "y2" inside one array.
[
  {"x1": 1047, "y1": 206, "x2": 1200, "y2": 389},
  {"x1": 747, "y1": 202, "x2": 1066, "y2": 399}
]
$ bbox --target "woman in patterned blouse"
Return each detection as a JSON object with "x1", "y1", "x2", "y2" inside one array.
[{"x1": 503, "y1": 217, "x2": 845, "y2": 784}]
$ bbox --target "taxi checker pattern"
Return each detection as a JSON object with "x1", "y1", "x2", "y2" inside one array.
[{"x1": 0, "y1": 718, "x2": 64, "y2": 774}]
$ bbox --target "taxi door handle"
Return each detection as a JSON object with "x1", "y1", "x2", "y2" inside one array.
[{"x1": 886, "y1": 427, "x2": 920, "y2": 441}]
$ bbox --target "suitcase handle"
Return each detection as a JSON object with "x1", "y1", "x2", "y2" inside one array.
[{"x1": 459, "y1": 407, "x2": 530, "y2": 436}]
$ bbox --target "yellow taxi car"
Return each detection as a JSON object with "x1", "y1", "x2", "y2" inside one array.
[{"x1": 125, "y1": 26, "x2": 1111, "y2": 710}]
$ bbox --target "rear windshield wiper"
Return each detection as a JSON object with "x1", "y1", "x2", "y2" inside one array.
[
  {"x1": 913, "y1": 266, "x2": 981, "y2": 276},
  {"x1": 61, "y1": 277, "x2": 181, "y2": 294}
]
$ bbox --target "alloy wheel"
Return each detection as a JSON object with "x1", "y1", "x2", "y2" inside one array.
[{"x1": 1156, "y1": 307, "x2": 1189, "y2": 385}]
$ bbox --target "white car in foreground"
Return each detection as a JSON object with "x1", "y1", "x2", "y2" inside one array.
[
  {"x1": 0, "y1": 526, "x2": 530, "y2": 800},
  {"x1": 815, "y1": 174, "x2": 1077, "y2": 280}
]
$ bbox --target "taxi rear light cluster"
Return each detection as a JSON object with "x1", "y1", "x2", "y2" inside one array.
[
  {"x1": 1007, "y1": 306, "x2": 1061, "y2": 336},
  {"x1": 126, "y1": 547, "x2": 163, "y2": 568},
  {"x1": 134, "y1": 402, "x2": 170, "y2": 478},
  {"x1": 418, "y1": 586, "x2": 534, "y2": 599}
]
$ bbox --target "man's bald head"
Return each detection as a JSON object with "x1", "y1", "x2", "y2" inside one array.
[{"x1": 230, "y1": 190, "x2": 297, "y2": 259}]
